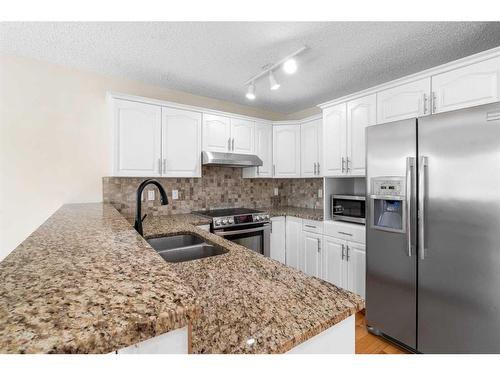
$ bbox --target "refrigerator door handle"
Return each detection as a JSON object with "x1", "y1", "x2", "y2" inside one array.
[
  {"x1": 406, "y1": 156, "x2": 415, "y2": 257},
  {"x1": 418, "y1": 156, "x2": 428, "y2": 260}
]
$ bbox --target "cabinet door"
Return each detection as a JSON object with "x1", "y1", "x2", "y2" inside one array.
[
  {"x1": 377, "y1": 78, "x2": 431, "y2": 123},
  {"x1": 231, "y1": 118, "x2": 254, "y2": 154},
  {"x1": 346, "y1": 94, "x2": 376, "y2": 176},
  {"x1": 322, "y1": 236, "x2": 345, "y2": 288},
  {"x1": 432, "y1": 56, "x2": 500, "y2": 114},
  {"x1": 114, "y1": 99, "x2": 162, "y2": 176},
  {"x1": 254, "y1": 122, "x2": 273, "y2": 177},
  {"x1": 270, "y1": 216, "x2": 286, "y2": 264},
  {"x1": 302, "y1": 231, "x2": 322, "y2": 277},
  {"x1": 273, "y1": 125, "x2": 301, "y2": 178},
  {"x1": 202, "y1": 114, "x2": 232, "y2": 152},
  {"x1": 161, "y1": 107, "x2": 201, "y2": 177},
  {"x1": 322, "y1": 103, "x2": 347, "y2": 177},
  {"x1": 346, "y1": 241, "x2": 366, "y2": 298},
  {"x1": 285, "y1": 217, "x2": 303, "y2": 270},
  {"x1": 300, "y1": 119, "x2": 321, "y2": 178}
]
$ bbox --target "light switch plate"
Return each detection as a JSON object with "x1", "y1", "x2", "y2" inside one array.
[
  {"x1": 274, "y1": 188, "x2": 279, "y2": 196},
  {"x1": 172, "y1": 190, "x2": 179, "y2": 200},
  {"x1": 147, "y1": 190, "x2": 155, "y2": 201},
  {"x1": 318, "y1": 189, "x2": 323, "y2": 198}
]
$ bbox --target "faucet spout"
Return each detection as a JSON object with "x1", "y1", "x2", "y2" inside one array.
[{"x1": 134, "y1": 179, "x2": 169, "y2": 236}]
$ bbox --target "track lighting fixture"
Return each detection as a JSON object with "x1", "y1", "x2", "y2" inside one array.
[
  {"x1": 245, "y1": 82, "x2": 256, "y2": 100},
  {"x1": 269, "y1": 71, "x2": 280, "y2": 90},
  {"x1": 283, "y1": 58, "x2": 298, "y2": 74}
]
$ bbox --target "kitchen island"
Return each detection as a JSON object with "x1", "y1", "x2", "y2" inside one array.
[{"x1": 0, "y1": 203, "x2": 363, "y2": 354}]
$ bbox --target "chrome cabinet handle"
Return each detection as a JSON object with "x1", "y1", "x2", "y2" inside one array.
[
  {"x1": 346, "y1": 157, "x2": 350, "y2": 172},
  {"x1": 304, "y1": 224, "x2": 317, "y2": 229},
  {"x1": 273, "y1": 164, "x2": 276, "y2": 176},
  {"x1": 317, "y1": 238, "x2": 321, "y2": 252},
  {"x1": 313, "y1": 162, "x2": 317, "y2": 175},
  {"x1": 418, "y1": 156, "x2": 428, "y2": 260},
  {"x1": 158, "y1": 158, "x2": 162, "y2": 174},
  {"x1": 163, "y1": 158, "x2": 167, "y2": 174},
  {"x1": 232, "y1": 138, "x2": 235, "y2": 151},
  {"x1": 431, "y1": 91, "x2": 437, "y2": 113},
  {"x1": 423, "y1": 93, "x2": 428, "y2": 115},
  {"x1": 228, "y1": 137, "x2": 231, "y2": 151},
  {"x1": 346, "y1": 245, "x2": 350, "y2": 261},
  {"x1": 338, "y1": 231, "x2": 353, "y2": 236},
  {"x1": 257, "y1": 166, "x2": 260, "y2": 176},
  {"x1": 406, "y1": 157, "x2": 415, "y2": 257},
  {"x1": 341, "y1": 157, "x2": 345, "y2": 173},
  {"x1": 341, "y1": 244, "x2": 345, "y2": 260},
  {"x1": 317, "y1": 162, "x2": 320, "y2": 175}
]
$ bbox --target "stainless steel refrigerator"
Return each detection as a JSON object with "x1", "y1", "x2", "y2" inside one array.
[{"x1": 365, "y1": 101, "x2": 500, "y2": 353}]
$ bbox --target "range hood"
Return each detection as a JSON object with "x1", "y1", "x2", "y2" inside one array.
[{"x1": 202, "y1": 151, "x2": 263, "y2": 167}]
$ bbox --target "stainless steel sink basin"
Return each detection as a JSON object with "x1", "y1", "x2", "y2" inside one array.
[{"x1": 147, "y1": 234, "x2": 227, "y2": 263}]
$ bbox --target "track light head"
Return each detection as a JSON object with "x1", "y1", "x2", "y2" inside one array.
[
  {"x1": 246, "y1": 83, "x2": 256, "y2": 100},
  {"x1": 269, "y1": 71, "x2": 280, "y2": 90},
  {"x1": 283, "y1": 58, "x2": 297, "y2": 74}
]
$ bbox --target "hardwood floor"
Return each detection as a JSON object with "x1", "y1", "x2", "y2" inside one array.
[{"x1": 355, "y1": 312, "x2": 409, "y2": 354}]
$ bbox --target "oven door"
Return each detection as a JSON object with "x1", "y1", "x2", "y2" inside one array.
[{"x1": 213, "y1": 223, "x2": 270, "y2": 257}]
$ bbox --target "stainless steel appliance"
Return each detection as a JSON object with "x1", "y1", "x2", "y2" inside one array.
[
  {"x1": 192, "y1": 208, "x2": 270, "y2": 257},
  {"x1": 202, "y1": 151, "x2": 263, "y2": 167},
  {"x1": 331, "y1": 194, "x2": 366, "y2": 224},
  {"x1": 366, "y1": 101, "x2": 500, "y2": 353}
]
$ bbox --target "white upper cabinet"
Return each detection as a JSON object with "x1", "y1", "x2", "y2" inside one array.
[
  {"x1": 243, "y1": 122, "x2": 273, "y2": 178},
  {"x1": 273, "y1": 124, "x2": 301, "y2": 178},
  {"x1": 231, "y1": 118, "x2": 255, "y2": 154},
  {"x1": 346, "y1": 242, "x2": 366, "y2": 299},
  {"x1": 113, "y1": 99, "x2": 162, "y2": 177},
  {"x1": 377, "y1": 78, "x2": 431, "y2": 123},
  {"x1": 202, "y1": 114, "x2": 232, "y2": 152},
  {"x1": 300, "y1": 118, "x2": 322, "y2": 178},
  {"x1": 346, "y1": 94, "x2": 376, "y2": 176},
  {"x1": 161, "y1": 107, "x2": 202, "y2": 177},
  {"x1": 431, "y1": 56, "x2": 500, "y2": 114},
  {"x1": 322, "y1": 103, "x2": 347, "y2": 177},
  {"x1": 322, "y1": 236, "x2": 345, "y2": 287},
  {"x1": 302, "y1": 231, "x2": 322, "y2": 278}
]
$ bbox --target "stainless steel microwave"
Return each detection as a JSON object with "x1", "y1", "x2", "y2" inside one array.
[{"x1": 331, "y1": 194, "x2": 366, "y2": 224}]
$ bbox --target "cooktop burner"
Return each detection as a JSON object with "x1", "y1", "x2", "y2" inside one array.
[{"x1": 192, "y1": 207, "x2": 262, "y2": 217}]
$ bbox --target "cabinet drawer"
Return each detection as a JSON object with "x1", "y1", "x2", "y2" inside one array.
[
  {"x1": 324, "y1": 220, "x2": 365, "y2": 244},
  {"x1": 302, "y1": 219, "x2": 324, "y2": 234}
]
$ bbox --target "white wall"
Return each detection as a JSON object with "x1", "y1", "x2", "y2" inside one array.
[{"x1": 0, "y1": 54, "x2": 285, "y2": 260}]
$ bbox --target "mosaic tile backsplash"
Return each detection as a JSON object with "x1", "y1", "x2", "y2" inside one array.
[{"x1": 103, "y1": 166, "x2": 323, "y2": 219}]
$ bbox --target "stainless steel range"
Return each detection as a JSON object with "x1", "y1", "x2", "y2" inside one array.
[{"x1": 192, "y1": 208, "x2": 270, "y2": 257}]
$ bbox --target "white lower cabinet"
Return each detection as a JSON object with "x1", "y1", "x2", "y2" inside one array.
[
  {"x1": 346, "y1": 241, "x2": 366, "y2": 298},
  {"x1": 270, "y1": 216, "x2": 286, "y2": 263},
  {"x1": 322, "y1": 236, "x2": 345, "y2": 287},
  {"x1": 302, "y1": 231, "x2": 322, "y2": 277},
  {"x1": 285, "y1": 216, "x2": 303, "y2": 269}
]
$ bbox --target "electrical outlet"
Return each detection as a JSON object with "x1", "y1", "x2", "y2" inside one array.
[
  {"x1": 172, "y1": 189, "x2": 179, "y2": 200},
  {"x1": 318, "y1": 189, "x2": 323, "y2": 198},
  {"x1": 274, "y1": 187, "x2": 279, "y2": 196},
  {"x1": 147, "y1": 190, "x2": 155, "y2": 201}
]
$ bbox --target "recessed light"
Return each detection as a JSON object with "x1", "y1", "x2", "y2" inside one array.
[
  {"x1": 246, "y1": 83, "x2": 256, "y2": 100},
  {"x1": 269, "y1": 71, "x2": 280, "y2": 90},
  {"x1": 283, "y1": 58, "x2": 297, "y2": 74}
]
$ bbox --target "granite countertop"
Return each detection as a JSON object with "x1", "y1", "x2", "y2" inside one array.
[
  {"x1": 143, "y1": 214, "x2": 364, "y2": 354},
  {"x1": 260, "y1": 206, "x2": 324, "y2": 221},
  {"x1": 0, "y1": 204, "x2": 199, "y2": 354}
]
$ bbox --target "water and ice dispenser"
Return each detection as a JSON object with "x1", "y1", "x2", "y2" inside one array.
[{"x1": 370, "y1": 177, "x2": 406, "y2": 233}]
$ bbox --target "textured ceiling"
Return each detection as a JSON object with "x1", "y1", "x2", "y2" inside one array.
[{"x1": 1, "y1": 22, "x2": 500, "y2": 113}]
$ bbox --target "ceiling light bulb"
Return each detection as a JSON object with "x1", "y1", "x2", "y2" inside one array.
[
  {"x1": 246, "y1": 83, "x2": 256, "y2": 100},
  {"x1": 269, "y1": 71, "x2": 280, "y2": 90},
  {"x1": 283, "y1": 58, "x2": 297, "y2": 74}
]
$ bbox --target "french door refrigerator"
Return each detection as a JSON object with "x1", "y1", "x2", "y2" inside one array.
[{"x1": 365, "y1": 101, "x2": 500, "y2": 353}]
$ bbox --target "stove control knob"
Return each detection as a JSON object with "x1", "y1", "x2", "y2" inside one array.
[
  {"x1": 256, "y1": 216, "x2": 262, "y2": 221},
  {"x1": 228, "y1": 218, "x2": 234, "y2": 224},
  {"x1": 222, "y1": 219, "x2": 228, "y2": 225},
  {"x1": 215, "y1": 219, "x2": 222, "y2": 226}
]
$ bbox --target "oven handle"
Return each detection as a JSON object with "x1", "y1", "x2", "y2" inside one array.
[{"x1": 213, "y1": 224, "x2": 270, "y2": 236}]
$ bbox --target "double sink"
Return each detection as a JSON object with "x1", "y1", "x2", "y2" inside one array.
[{"x1": 147, "y1": 234, "x2": 227, "y2": 263}]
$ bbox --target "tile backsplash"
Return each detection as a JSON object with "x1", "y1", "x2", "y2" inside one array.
[{"x1": 103, "y1": 166, "x2": 323, "y2": 219}]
